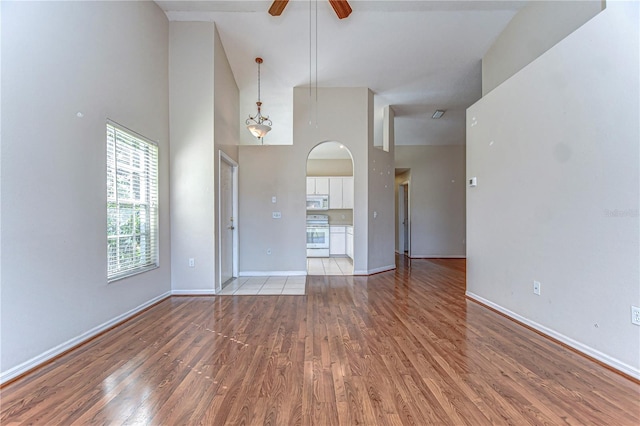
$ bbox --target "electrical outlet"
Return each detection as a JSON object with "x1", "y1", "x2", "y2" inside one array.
[
  {"x1": 272, "y1": 211, "x2": 281, "y2": 219},
  {"x1": 533, "y1": 280, "x2": 541, "y2": 296},
  {"x1": 632, "y1": 306, "x2": 640, "y2": 326},
  {"x1": 188, "y1": 258, "x2": 195, "y2": 268}
]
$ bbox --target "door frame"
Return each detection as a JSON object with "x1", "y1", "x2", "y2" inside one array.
[
  {"x1": 397, "y1": 181, "x2": 410, "y2": 257},
  {"x1": 217, "y1": 150, "x2": 239, "y2": 292}
]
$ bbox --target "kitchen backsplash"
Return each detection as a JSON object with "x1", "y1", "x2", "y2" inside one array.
[{"x1": 326, "y1": 209, "x2": 353, "y2": 225}]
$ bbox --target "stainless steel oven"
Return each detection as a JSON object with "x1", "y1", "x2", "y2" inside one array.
[{"x1": 306, "y1": 214, "x2": 330, "y2": 257}]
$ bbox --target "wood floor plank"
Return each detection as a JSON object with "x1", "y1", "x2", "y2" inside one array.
[{"x1": 1, "y1": 256, "x2": 639, "y2": 425}]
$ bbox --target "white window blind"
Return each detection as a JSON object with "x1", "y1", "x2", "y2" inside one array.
[{"x1": 107, "y1": 122, "x2": 159, "y2": 282}]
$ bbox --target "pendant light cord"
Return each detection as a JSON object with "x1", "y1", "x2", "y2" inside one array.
[
  {"x1": 309, "y1": 0, "x2": 312, "y2": 124},
  {"x1": 315, "y1": 0, "x2": 318, "y2": 127}
]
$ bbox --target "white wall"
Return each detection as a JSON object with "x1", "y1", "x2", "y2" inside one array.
[
  {"x1": 169, "y1": 22, "x2": 239, "y2": 292},
  {"x1": 368, "y1": 98, "x2": 396, "y2": 272},
  {"x1": 1, "y1": 1, "x2": 170, "y2": 378},
  {"x1": 482, "y1": 0, "x2": 604, "y2": 95},
  {"x1": 169, "y1": 22, "x2": 216, "y2": 293},
  {"x1": 296, "y1": 88, "x2": 371, "y2": 274},
  {"x1": 214, "y1": 26, "x2": 240, "y2": 164},
  {"x1": 238, "y1": 146, "x2": 307, "y2": 274},
  {"x1": 169, "y1": 22, "x2": 240, "y2": 292},
  {"x1": 213, "y1": 26, "x2": 240, "y2": 288},
  {"x1": 467, "y1": 1, "x2": 639, "y2": 378},
  {"x1": 307, "y1": 159, "x2": 352, "y2": 176},
  {"x1": 395, "y1": 146, "x2": 466, "y2": 257},
  {"x1": 239, "y1": 87, "x2": 383, "y2": 274}
]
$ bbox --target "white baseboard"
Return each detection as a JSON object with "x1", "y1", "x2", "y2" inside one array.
[
  {"x1": 0, "y1": 291, "x2": 171, "y2": 385},
  {"x1": 171, "y1": 289, "x2": 216, "y2": 295},
  {"x1": 239, "y1": 270, "x2": 307, "y2": 277},
  {"x1": 466, "y1": 291, "x2": 640, "y2": 380},
  {"x1": 410, "y1": 255, "x2": 466, "y2": 259}
]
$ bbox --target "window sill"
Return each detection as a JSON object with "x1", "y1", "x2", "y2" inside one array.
[{"x1": 108, "y1": 264, "x2": 159, "y2": 284}]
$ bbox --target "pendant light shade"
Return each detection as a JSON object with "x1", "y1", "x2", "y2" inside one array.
[
  {"x1": 247, "y1": 123, "x2": 272, "y2": 139},
  {"x1": 246, "y1": 58, "x2": 272, "y2": 141}
]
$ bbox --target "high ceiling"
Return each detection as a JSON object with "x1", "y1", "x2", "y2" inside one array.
[{"x1": 156, "y1": 0, "x2": 525, "y2": 146}]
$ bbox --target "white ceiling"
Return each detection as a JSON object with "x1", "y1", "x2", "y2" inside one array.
[{"x1": 156, "y1": 0, "x2": 525, "y2": 146}]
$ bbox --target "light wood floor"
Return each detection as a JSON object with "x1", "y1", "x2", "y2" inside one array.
[{"x1": 2, "y1": 257, "x2": 639, "y2": 424}]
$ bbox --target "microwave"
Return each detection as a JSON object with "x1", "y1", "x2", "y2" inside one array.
[{"x1": 307, "y1": 194, "x2": 329, "y2": 210}]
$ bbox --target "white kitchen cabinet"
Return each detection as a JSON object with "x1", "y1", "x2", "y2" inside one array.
[
  {"x1": 316, "y1": 178, "x2": 329, "y2": 194},
  {"x1": 342, "y1": 177, "x2": 354, "y2": 209},
  {"x1": 327, "y1": 177, "x2": 354, "y2": 209},
  {"x1": 329, "y1": 226, "x2": 346, "y2": 256},
  {"x1": 309, "y1": 176, "x2": 353, "y2": 208},
  {"x1": 307, "y1": 177, "x2": 329, "y2": 195},
  {"x1": 329, "y1": 178, "x2": 343, "y2": 209},
  {"x1": 346, "y1": 226, "x2": 354, "y2": 259}
]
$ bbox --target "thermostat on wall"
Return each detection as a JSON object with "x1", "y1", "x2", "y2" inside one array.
[{"x1": 469, "y1": 177, "x2": 477, "y2": 187}]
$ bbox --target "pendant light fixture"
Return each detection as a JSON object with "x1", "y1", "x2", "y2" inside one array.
[{"x1": 246, "y1": 57, "x2": 272, "y2": 141}]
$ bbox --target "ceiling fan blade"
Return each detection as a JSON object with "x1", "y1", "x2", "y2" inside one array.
[
  {"x1": 269, "y1": 0, "x2": 289, "y2": 16},
  {"x1": 328, "y1": 0, "x2": 352, "y2": 19}
]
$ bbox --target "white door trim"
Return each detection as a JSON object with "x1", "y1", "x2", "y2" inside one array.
[
  {"x1": 397, "y1": 183, "x2": 405, "y2": 254},
  {"x1": 397, "y1": 180, "x2": 410, "y2": 257},
  {"x1": 218, "y1": 151, "x2": 239, "y2": 292}
]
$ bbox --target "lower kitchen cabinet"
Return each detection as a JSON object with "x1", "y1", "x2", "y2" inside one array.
[
  {"x1": 346, "y1": 226, "x2": 354, "y2": 259},
  {"x1": 329, "y1": 226, "x2": 346, "y2": 256}
]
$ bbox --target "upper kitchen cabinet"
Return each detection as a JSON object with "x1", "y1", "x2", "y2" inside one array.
[
  {"x1": 329, "y1": 178, "x2": 343, "y2": 209},
  {"x1": 307, "y1": 177, "x2": 329, "y2": 195},
  {"x1": 342, "y1": 177, "x2": 354, "y2": 209},
  {"x1": 328, "y1": 177, "x2": 354, "y2": 209}
]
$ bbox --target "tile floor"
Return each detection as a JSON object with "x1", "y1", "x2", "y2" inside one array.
[
  {"x1": 218, "y1": 258, "x2": 353, "y2": 296},
  {"x1": 307, "y1": 257, "x2": 353, "y2": 275},
  {"x1": 218, "y1": 276, "x2": 306, "y2": 296}
]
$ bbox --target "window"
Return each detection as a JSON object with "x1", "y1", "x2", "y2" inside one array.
[{"x1": 107, "y1": 122, "x2": 158, "y2": 281}]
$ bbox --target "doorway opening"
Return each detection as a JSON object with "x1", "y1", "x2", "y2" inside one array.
[
  {"x1": 396, "y1": 169, "x2": 410, "y2": 257},
  {"x1": 306, "y1": 141, "x2": 354, "y2": 275},
  {"x1": 218, "y1": 151, "x2": 239, "y2": 292}
]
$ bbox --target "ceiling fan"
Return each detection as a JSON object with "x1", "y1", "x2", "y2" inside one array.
[{"x1": 269, "y1": 0, "x2": 352, "y2": 19}]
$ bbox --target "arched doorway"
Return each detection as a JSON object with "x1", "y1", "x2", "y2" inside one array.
[{"x1": 306, "y1": 141, "x2": 354, "y2": 275}]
